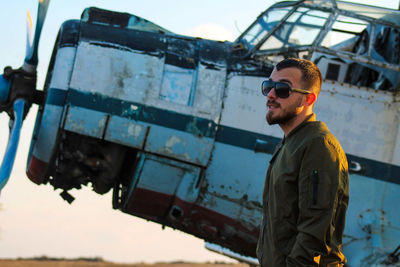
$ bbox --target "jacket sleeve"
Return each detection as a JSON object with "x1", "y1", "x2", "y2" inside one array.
[{"x1": 286, "y1": 137, "x2": 347, "y2": 266}]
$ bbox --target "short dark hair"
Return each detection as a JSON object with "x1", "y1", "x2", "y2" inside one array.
[{"x1": 276, "y1": 58, "x2": 322, "y2": 96}]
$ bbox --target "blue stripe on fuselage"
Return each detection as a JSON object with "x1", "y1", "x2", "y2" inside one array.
[{"x1": 45, "y1": 87, "x2": 400, "y2": 185}]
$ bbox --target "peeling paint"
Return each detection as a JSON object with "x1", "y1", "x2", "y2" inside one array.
[
  {"x1": 127, "y1": 124, "x2": 142, "y2": 138},
  {"x1": 186, "y1": 118, "x2": 204, "y2": 137},
  {"x1": 165, "y1": 135, "x2": 185, "y2": 148}
]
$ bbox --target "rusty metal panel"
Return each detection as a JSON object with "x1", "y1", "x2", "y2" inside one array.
[
  {"x1": 144, "y1": 125, "x2": 214, "y2": 166},
  {"x1": 315, "y1": 80, "x2": 398, "y2": 165},
  {"x1": 63, "y1": 106, "x2": 107, "y2": 139},
  {"x1": 69, "y1": 41, "x2": 164, "y2": 104},
  {"x1": 122, "y1": 154, "x2": 201, "y2": 218},
  {"x1": 104, "y1": 116, "x2": 148, "y2": 149}
]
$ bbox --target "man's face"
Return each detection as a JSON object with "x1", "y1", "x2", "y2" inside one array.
[{"x1": 266, "y1": 67, "x2": 306, "y2": 125}]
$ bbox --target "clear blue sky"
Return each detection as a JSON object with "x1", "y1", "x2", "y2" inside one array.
[{"x1": 0, "y1": 0, "x2": 398, "y2": 264}]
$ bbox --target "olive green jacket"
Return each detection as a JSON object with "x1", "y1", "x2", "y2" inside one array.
[{"x1": 256, "y1": 114, "x2": 349, "y2": 267}]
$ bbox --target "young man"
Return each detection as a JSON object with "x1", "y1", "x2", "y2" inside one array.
[{"x1": 256, "y1": 58, "x2": 349, "y2": 266}]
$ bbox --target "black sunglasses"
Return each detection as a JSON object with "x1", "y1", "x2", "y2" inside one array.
[{"x1": 261, "y1": 79, "x2": 311, "y2": 99}]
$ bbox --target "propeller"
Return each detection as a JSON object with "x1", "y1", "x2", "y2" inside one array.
[
  {"x1": 0, "y1": 0, "x2": 50, "y2": 191},
  {"x1": 0, "y1": 100, "x2": 24, "y2": 190},
  {"x1": 25, "y1": 11, "x2": 34, "y2": 68},
  {"x1": 24, "y1": 0, "x2": 50, "y2": 71}
]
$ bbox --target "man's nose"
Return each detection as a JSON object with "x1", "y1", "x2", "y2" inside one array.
[{"x1": 267, "y1": 88, "x2": 277, "y2": 99}]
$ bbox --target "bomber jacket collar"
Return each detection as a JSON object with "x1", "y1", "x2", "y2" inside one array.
[
  {"x1": 284, "y1": 113, "x2": 316, "y2": 141},
  {"x1": 270, "y1": 114, "x2": 316, "y2": 164}
]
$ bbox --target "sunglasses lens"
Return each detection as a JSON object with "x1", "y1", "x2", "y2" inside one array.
[
  {"x1": 261, "y1": 80, "x2": 291, "y2": 98},
  {"x1": 275, "y1": 82, "x2": 291, "y2": 98},
  {"x1": 261, "y1": 80, "x2": 274, "y2": 96}
]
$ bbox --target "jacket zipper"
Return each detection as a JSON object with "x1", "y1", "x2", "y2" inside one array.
[{"x1": 259, "y1": 217, "x2": 267, "y2": 266}]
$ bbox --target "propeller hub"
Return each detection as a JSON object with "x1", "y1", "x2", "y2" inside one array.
[
  {"x1": 0, "y1": 74, "x2": 10, "y2": 103},
  {"x1": 0, "y1": 66, "x2": 37, "y2": 119}
]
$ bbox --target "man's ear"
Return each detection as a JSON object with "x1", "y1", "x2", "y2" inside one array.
[{"x1": 305, "y1": 92, "x2": 316, "y2": 106}]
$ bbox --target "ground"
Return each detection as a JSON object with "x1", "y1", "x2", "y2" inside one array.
[{"x1": 0, "y1": 260, "x2": 250, "y2": 267}]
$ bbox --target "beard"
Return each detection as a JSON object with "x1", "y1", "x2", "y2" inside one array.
[{"x1": 266, "y1": 98, "x2": 303, "y2": 125}]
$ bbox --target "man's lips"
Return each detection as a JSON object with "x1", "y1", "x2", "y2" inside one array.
[{"x1": 267, "y1": 101, "x2": 280, "y2": 110}]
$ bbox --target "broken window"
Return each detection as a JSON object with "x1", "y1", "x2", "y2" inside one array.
[
  {"x1": 240, "y1": 7, "x2": 291, "y2": 50},
  {"x1": 285, "y1": 8, "x2": 328, "y2": 46},
  {"x1": 321, "y1": 16, "x2": 368, "y2": 52},
  {"x1": 374, "y1": 26, "x2": 400, "y2": 64},
  {"x1": 259, "y1": 8, "x2": 329, "y2": 50}
]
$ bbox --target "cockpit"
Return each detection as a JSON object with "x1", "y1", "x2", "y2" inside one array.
[{"x1": 235, "y1": 0, "x2": 400, "y2": 91}]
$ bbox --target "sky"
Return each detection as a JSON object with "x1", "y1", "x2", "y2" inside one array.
[{"x1": 0, "y1": 0, "x2": 398, "y2": 264}]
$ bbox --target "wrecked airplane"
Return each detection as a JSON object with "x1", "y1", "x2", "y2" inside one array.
[{"x1": 1, "y1": 0, "x2": 400, "y2": 266}]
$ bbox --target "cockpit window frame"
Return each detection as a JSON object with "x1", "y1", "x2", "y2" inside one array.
[{"x1": 234, "y1": 0, "x2": 400, "y2": 76}]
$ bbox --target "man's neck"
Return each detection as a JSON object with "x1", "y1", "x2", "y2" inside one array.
[{"x1": 280, "y1": 112, "x2": 313, "y2": 137}]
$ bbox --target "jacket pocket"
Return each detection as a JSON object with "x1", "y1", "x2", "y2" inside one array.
[
  {"x1": 275, "y1": 219, "x2": 296, "y2": 255},
  {"x1": 309, "y1": 170, "x2": 337, "y2": 210}
]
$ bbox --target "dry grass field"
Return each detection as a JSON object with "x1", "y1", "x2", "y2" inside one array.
[{"x1": 0, "y1": 260, "x2": 250, "y2": 267}]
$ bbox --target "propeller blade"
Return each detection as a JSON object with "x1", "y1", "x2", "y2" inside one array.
[
  {"x1": 24, "y1": 0, "x2": 50, "y2": 70},
  {"x1": 25, "y1": 10, "x2": 33, "y2": 63},
  {"x1": 0, "y1": 99, "x2": 25, "y2": 191}
]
